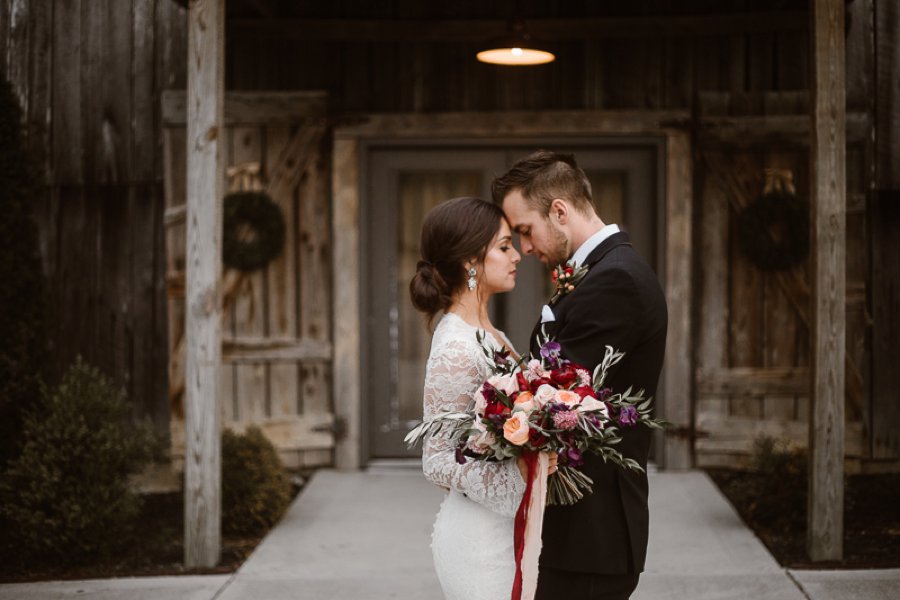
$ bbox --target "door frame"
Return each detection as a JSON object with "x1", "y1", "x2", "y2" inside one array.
[{"x1": 332, "y1": 111, "x2": 693, "y2": 470}]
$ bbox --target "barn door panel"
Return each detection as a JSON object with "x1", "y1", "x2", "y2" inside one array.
[
  {"x1": 162, "y1": 92, "x2": 333, "y2": 469},
  {"x1": 695, "y1": 149, "x2": 867, "y2": 467}
]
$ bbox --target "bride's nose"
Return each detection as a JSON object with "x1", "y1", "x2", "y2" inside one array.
[{"x1": 511, "y1": 248, "x2": 521, "y2": 264}]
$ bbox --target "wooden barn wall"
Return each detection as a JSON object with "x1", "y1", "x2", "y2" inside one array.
[
  {"x1": 0, "y1": 0, "x2": 187, "y2": 430},
  {"x1": 2, "y1": 0, "x2": 893, "y2": 463}
]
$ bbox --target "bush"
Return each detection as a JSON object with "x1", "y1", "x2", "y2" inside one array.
[
  {"x1": 0, "y1": 73, "x2": 46, "y2": 467},
  {"x1": 735, "y1": 436, "x2": 808, "y2": 530},
  {"x1": 222, "y1": 426, "x2": 292, "y2": 537},
  {"x1": 0, "y1": 358, "x2": 157, "y2": 563}
]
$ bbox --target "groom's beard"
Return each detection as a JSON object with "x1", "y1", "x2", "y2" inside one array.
[{"x1": 543, "y1": 221, "x2": 570, "y2": 267}]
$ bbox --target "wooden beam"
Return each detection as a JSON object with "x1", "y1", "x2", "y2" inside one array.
[
  {"x1": 808, "y1": 0, "x2": 846, "y2": 563},
  {"x1": 875, "y1": 0, "x2": 900, "y2": 190},
  {"x1": 184, "y1": 0, "x2": 224, "y2": 569},
  {"x1": 227, "y1": 12, "x2": 808, "y2": 42},
  {"x1": 161, "y1": 90, "x2": 327, "y2": 126},
  {"x1": 332, "y1": 137, "x2": 361, "y2": 470},
  {"x1": 697, "y1": 113, "x2": 870, "y2": 148},
  {"x1": 662, "y1": 130, "x2": 694, "y2": 470},
  {"x1": 697, "y1": 367, "x2": 809, "y2": 396}
]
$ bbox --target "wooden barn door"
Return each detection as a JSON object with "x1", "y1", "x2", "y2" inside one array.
[
  {"x1": 695, "y1": 148, "x2": 869, "y2": 466},
  {"x1": 365, "y1": 142, "x2": 662, "y2": 459},
  {"x1": 163, "y1": 92, "x2": 335, "y2": 469}
]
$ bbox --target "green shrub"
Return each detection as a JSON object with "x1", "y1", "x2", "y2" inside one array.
[
  {"x1": 222, "y1": 426, "x2": 292, "y2": 537},
  {"x1": 0, "y1": 73, "x2": 47, "y2": 467},
  {"x1": 0, "y1": 358, "x2": 157, "y2": 563},
  {"x1": 737, "y1": 436, "x2": 808, "y2": 530}
]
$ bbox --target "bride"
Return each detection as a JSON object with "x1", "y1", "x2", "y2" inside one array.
[{"x1": 409, "y1": 196, "x2": 557, "y2": 600}]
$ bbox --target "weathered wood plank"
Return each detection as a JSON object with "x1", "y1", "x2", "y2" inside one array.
[
  {"x1": 695, "y1": 161, "x2": 729, "y2": 439},
  {"x1": 695, "y1": 416, "x2": 864, "y2": 458},
  {"x1": 875, "y1": 0, "x2": 900, "y2": 189},
  {"x1": 871, "y1": 195, "x2": 900, "y2": 458},
  {"x1": 264, "y1": 126, "x2": 299, "y2": 419},
  {"x1": 808, "y1": 0, "x2": 846, "y2": 562},
  {"x1": 697, "y1": 367, "x2": 809, "y2": 396},
  {"x1": 333, "y1": 110, "x2": 690, "y2": 139},
  {"x1": 222, "y1": 338, "x2": 331, "y2": 363},
  {"x1": 298, "y1": 145, "x2": 331, "y2": 416},
  {"x1": 227, "y1": 13, "x2": 808, "y2": 42},
  {"x1": 763, "y1": 152, "x2": 804, "y2": 422},
  {"x1": 727, "y1": 154, "x2": 764, "y2": 419},
  {"x1": 51, "y1": 0, "x2": 83, "y2": 184},
  {"x1": 698, "y1": 113, "x2": 870, "y2": 147},
  {"x1": 161, "y1": 90, "x2": 328, "y2": 126},
  {"x1": 184, "y1": 0, "x2": 224, "y2": 569},
  {"x1": 228, "y1": 126, "x2": 268, "y2": 423},
  {"x1": 661, "y1": 130, "x2": 693, "y2": 470},
  {"x1": 332, "y1": 137, "x2": 360, "y2": 470},
  {"x1": 132, "y1": 0, "x2": 156, "y2": 181}
]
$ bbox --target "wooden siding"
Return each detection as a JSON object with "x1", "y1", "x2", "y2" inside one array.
[
  {"x1": 1, "y1": 0, "x2": 187, "y2": 431},
  {"x1": 163, "y1": 92, "x2": 334, "y2": 469},
  {"x1": 2, "y1": 0, "x2": 895, "y2": 467}
]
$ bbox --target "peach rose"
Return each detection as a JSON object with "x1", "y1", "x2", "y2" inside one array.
[
  {"x1": 555, "y1": 389, "x2": 581, "y2": 406},
  {"x1": 513, "y1": 391, "x2": 536, "y2": 413},
  {"x1": 502, "y1": 413, "x2": 530, "y2": 446}
]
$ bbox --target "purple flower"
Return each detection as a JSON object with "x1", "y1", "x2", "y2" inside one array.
[
  {"x1": 540, "y1": 341, "x2": 562, "y2": 367},
  {"x1": 481, "y1": 382, "x2": 497, "y2": 403},
  {"x1": 493, "y1": 348, "x2": 511, "y2": 366},
  {"x1": 565, "y1": 447, "x2": 584, "y2": 468},
  {"x1": 455, "y1": 445, "x2": 467, "y2": 464},
  {"x1": 598, "y1": 387, "x2": 612, "y2": 401},
  {"x1": 618, "y1": 405, "x2": 638, "y2": 426},
  {"x1": 552, "y1": 409, "x2": 579, "y2": 430}
]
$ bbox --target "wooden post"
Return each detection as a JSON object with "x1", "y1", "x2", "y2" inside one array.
[
  {"x1": 808, "y1": 0, "x2": 845, "y2": 562},
  {"x1": 184, "y1": 0, "x2": 224, "y2": 568}
]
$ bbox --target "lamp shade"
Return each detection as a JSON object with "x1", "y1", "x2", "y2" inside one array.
[{"x1": 476, "y1": 19, "x2": 555, "y2": 66}]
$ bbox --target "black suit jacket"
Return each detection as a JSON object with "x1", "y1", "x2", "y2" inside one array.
[{"x1": 529, "y1": 231, "x2": 668, "y2": 575}]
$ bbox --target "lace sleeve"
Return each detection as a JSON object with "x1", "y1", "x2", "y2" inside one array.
[{"x1": 421, "y1": 335, "x2": 526, "y2": 518}]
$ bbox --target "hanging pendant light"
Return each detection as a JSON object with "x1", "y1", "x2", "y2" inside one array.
[{"x1": 476, "y1": 18, "x2": 555, "y2": 66}]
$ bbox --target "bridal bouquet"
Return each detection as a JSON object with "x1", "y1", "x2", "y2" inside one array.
[{"x1": 405, "y1": 330, "x2": 665, "y2": 506}]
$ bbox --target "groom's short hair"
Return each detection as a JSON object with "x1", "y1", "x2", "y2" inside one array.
[{"x1": 491, "y1": 150, "x2": 594, "y2": 217}]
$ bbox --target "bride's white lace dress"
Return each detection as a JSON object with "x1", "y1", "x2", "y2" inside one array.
[{"x1": 423, "y1": 312, "x2": 526, "y2": 600}]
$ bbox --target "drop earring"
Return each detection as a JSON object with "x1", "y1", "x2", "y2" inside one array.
[{"x1": 467, "y1": 267, "x2": 477, "y2": 290}]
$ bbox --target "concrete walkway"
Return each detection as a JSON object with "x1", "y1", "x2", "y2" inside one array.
[{"x1": 1, "y1": 467, "x2": 897, "y2": 600}]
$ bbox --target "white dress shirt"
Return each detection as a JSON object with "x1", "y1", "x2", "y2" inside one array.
[{"x1": 570, "y1": 224, "x2": 621, "y2": 267}]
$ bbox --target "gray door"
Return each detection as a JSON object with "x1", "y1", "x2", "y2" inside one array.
[{"x1": 364, "y1": 142, "x2": 663, "y2": 459}]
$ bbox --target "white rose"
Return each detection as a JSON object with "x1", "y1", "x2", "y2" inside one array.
[
  {"x1": 533, "y1": 384, "x2": 557, "y2": 407},
  {"x1": 488, "y1": 373, "x2": 518, "y2": 396},
  {"x1": 577, "y1": 395, "x2": 609, "y2": 417}
]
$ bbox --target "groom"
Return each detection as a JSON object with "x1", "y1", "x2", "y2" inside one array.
[{"x1": 493, "y1": 150, "x2": 668, "y2": 600}]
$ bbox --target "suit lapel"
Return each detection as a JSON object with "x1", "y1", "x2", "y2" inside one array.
[{"x1": 531, "y1": 231, "x2": 632, "y2": 352}]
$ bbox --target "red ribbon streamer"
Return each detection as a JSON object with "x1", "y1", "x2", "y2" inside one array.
[{"x1": 511, "y1": 451, "x2": 538, "y2": 600}]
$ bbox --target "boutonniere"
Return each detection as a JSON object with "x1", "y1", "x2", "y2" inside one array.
[{"x1": 550, "y1": 261, "x2": 589, "y2": 303}]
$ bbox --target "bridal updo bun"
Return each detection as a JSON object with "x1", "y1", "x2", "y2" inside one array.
[{"x1": 409, "y1": 196, "x2": 505, "y2": 322}]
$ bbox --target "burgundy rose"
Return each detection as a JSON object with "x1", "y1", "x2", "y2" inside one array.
[
  {"x1": 528, "y1": 427, "x2": 549, "y2": 449},
  {"x1": 550, "y1": 364, "x2": 578, "y2": 387},
  {"x1": 484, "y1": 400, "x2": 510, "y2": 418},
  {"x1": 530, "y1": 377, "x2": 552, "y2": 393},
  {"x1": 573, "y1": 385, "x2": 595, "y2": 399},
  {"x1": 516, "y1": 371, "x2": 531, "y2": 392}
]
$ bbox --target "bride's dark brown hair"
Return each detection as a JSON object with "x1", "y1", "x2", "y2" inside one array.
[{"x1": 409, "y1": 196, "x2": 505, "y2": 322}]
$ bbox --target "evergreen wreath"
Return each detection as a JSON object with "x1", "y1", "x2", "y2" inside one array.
[
  {"x1": 737, "y1": 190, "x2": 809, "y2": 271},
  {"x1": 223, "y1": 191, "x2": 286, "y2": 272}
]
